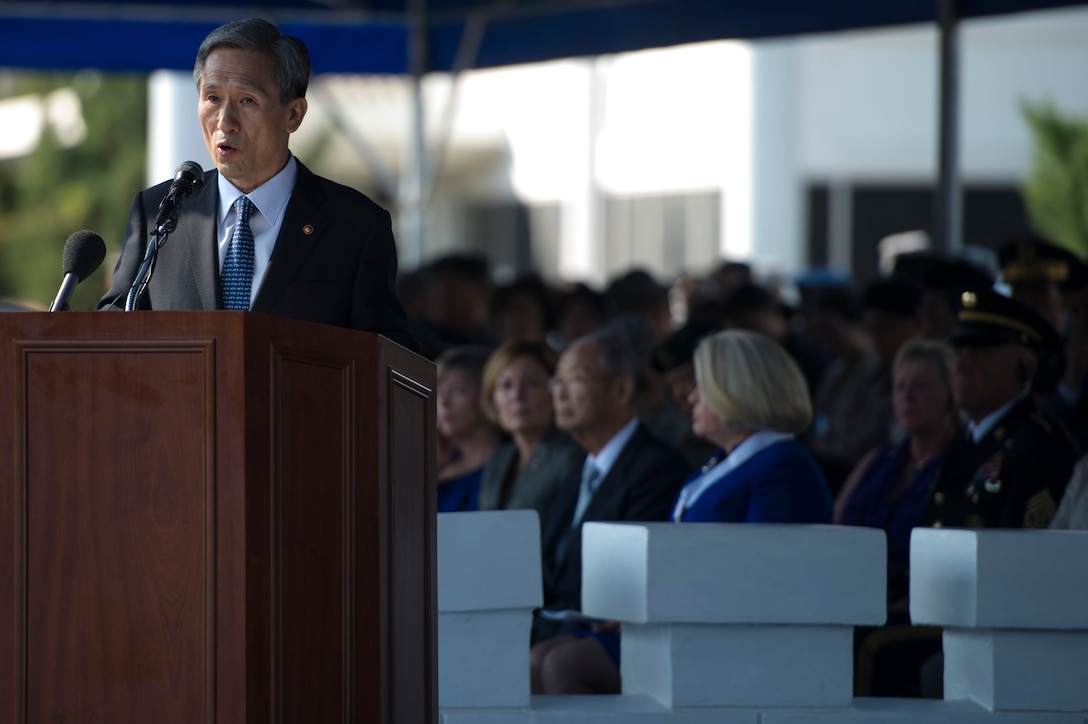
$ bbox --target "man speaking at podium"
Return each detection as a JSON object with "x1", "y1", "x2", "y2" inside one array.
[{"x1": 99, "y1": 18, "x2": 417, "y2": 353}]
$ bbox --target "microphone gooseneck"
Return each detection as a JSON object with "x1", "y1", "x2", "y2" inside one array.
[
  {"x1": 126, "y1": 161, "x2": 205, "y2": 311},
  {"x1": 154, "y1": 160, "x2": 205, "y2": 235}
]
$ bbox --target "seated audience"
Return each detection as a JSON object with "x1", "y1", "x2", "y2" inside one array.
[
  {"x1": 720, "y1": 282, "x2": 830, "y2": 400},
  {"x1": 490, "y1": 274, "x2": 555, "y2": 345},
  {"x1": 533, "y1": 329, "x2": 831, "y2": 696},
  {"x1": 651, "y1": 316, "x2": 722, "y2": 467},
  {"x1": 836, "y1": 339, "x2": 959, "y2": 606},
  {"x1": 862, "y1": 277, "x2": 923, "y2": 378},
  {"x1": 604, "y1": 268, "x2": 674, "y2": 343},
  {"x1": 553, "y1": 282, "x2": 607, "y2": 350},
  {"x1": 891, "y1": 252, "x2": 993, "y2": 341},
  {"x1": 856, "y1": 289, "x2": 1079, "y2": 699},
  {"x1": 602, "y1": 313, "x2": 690, "y2": 459},
  {"x1": 477, "y1": 340, "x2": 583, "y2": 527},
  {"x1": 435, "y1": 346, "x2": 500, "y2": 513},
  {"x1": 805, "y1": 286, "x2": 891, "y2": 495},
  {"x1": 530, "y1": 329, "x2": 689, "y2": 695},
  {"x1": 412, "y1": 253, "x2": 494, "y2": 353}
]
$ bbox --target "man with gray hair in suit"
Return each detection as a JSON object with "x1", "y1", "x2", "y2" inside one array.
[{"x1": 531, "y1": 328, "x2": 689, "y2": 695}]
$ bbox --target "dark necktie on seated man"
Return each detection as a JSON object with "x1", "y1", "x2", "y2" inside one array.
[{"x1": 222, "y1": 196, "x2": 255, "y2": 311}]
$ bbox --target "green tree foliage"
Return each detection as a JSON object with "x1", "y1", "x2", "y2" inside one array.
[
  {"x1": 0, "y1": 72, "x2": 147, "y2": 309},
  {"x1": 1021, "y1": 100, "x2": 1088, "y2": 259}
]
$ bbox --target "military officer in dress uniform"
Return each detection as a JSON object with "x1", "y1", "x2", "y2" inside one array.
[{"x1": 924, "y1": 288, "x2": 1078, "y2": 530}]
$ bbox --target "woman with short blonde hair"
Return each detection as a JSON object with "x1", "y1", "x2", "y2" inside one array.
[
  {"x1": 674, "y1": 329, "x2": 832, "y2": 523},
  {"x1": 693, "y1": 329, "x2": 813, "y2": 435}
]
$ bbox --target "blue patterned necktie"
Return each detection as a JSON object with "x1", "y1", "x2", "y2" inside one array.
[{"x1": 222, "y1": 196, "x2": 255, "y2": 310}]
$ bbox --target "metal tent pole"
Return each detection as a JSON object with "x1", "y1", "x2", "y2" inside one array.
[
  {"x1": 936, "y1": 0, "x2": 962, "y2": 254},
  {"x1": 400, "y1": 0, "x2": 428, "y2": 270}
]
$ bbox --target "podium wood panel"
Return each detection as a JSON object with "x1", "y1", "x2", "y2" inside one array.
[{"x1": 0, "y1": 311, "x2": 437, "y2": 724}]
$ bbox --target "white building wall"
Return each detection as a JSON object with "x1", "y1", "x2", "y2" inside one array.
[
  {"x1": 151, "y1": 6, "x2": 1088, "y2": 281},
  {"x1": 795, "y1": 8, "x2": 1088, "y2": 181}
]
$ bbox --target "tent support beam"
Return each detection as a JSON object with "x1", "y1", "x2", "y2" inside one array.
[
  {"x1": 936, "y1": 0, "x2": 962, "y2": 254},
  {"x1": 400, "y1": 0, "x2": 429, "y2": 270},
  {"x1": 423, "y1": 11, "x2": 488, "y2": 207}
]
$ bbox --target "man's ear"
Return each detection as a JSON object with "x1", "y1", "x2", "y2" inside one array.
[{"x1": 286, "y1": 97, "x2": 307, "y2": 133}]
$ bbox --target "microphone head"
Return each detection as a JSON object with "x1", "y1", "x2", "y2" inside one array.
[
  {"x1": 62, "y1": 230, "x2": 107, "y2": 281},
  {"x1": 174, "y1": 160, "x2": 205, "y2": 190}
]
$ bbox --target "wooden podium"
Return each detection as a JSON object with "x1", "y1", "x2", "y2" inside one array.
[{"x1": 0, "y1": 312, "x2": 437, "y2": 724}]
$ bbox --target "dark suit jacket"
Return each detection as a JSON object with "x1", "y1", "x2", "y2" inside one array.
[
  {"x1": 924, "y1": 396, "x2": 1077, "y2": 529},
  {"x1": 539, "y1": 421, "x2": 689, "y2": 620},
  {"x1": 98, "y1": 161, "x2": 416, "y2": 351}
]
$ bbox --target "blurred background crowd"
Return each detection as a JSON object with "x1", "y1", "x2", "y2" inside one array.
[{"x1": 419, "y1": 236, "x2": 1088, "y2": 698}]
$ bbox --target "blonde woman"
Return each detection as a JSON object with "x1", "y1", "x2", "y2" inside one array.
[
  {"x1": 672, "y1": 329, "x2": 832, "y2": 523},
  {"x1": 477, "y1": 340, "x2": 583, "y2": 528},
  {"x1": 836, "y1": 339, "x2": 959, "y2": 604}
]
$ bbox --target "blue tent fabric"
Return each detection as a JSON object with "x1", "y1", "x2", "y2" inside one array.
[{"x1": 1, "y1": 0, "x2": 1084, "y2": 74}]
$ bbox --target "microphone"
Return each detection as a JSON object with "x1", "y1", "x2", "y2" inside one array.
[
  {"x1": 154, "y1": 160, "x2": 204, "y2": 234},
  {"x1": 49, "y1": 230, "x2": 107, "y2": 312}
]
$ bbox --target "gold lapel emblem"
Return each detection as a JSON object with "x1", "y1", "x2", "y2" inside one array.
[{"x1": 303, "y1": 224, "x2": 315, "y2": 235}]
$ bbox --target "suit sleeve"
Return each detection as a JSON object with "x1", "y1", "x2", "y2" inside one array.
[
  {"x1": 1000, "y1": 415, "x2": 1078, "y2": 528},
  {"x1": 349, "y1": 207, "x2": 417, "y2": 352},
  {"x1": 623, "y1": 444, "x2": 690, "y2": 522},
  {"x1": 98, "y1": 191, "x2": 154, "y2": 310}
]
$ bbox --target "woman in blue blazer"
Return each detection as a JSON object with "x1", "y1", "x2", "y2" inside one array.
[{"x1": 672, "y1": 329, "x2": 833, "y2": 524}]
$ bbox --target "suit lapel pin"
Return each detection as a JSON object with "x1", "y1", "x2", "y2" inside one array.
[{"x1": 303, "y1": 224, "x2": 314, "y2": 235}]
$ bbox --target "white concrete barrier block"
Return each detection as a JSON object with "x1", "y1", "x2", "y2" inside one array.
[
  {"x1": 621, "y1": 623, "x2": 854, "y2": 708},
  {"x1": 944, "y1": 629, "x2": 1088, "y2": 712},
  {"x1": 911, "y1": 529, "x2": 1088, "y2": 629},
  {"x1": 438, "y1": 510, "x2": 543, "y2": 613},
  {"x1": 524, "y1": 694, "x2": 757, "y2": 723},
  {"x1": 762, "y1": 698, "x2": 1086, "y2": 723},
  {"x1": 581, "y1": 522, "x2": 886, "y2": 625},
  {"x1": 440, "y1": 710, "x2": 529, "y2": 724},
  {"x1": 439, "y1": 610, "x2": 532, "y2": 708}
]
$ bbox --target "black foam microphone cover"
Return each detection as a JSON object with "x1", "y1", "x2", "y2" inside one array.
[
  {"x1": 62, "y1": 229, "x2": 107, "y2": 281},
  {"x1": 172, "y1": 160, "x2": 204, "y2": 189}
]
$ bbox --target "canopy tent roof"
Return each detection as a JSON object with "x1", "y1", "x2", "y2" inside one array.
[{"x1": 1, "y1": 0, "x2": 1086, "y2": 75}]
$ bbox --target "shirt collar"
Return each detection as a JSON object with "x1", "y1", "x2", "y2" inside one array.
[
  {"x1": 585, "y1": 417, "x2": 640, "y2": 481},
  {"x1": 217, "y1": 154, "x2": 297, "y2": 227},
  {"x1": 671, "y1": 430, "x2": 794, "y2": 522},
  {"x1": 719, "y1": 430, "x2": 795, "y2": 474},
  {"x1": 967, "y1": 392, "x2": 1026, "y2": 444}
]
